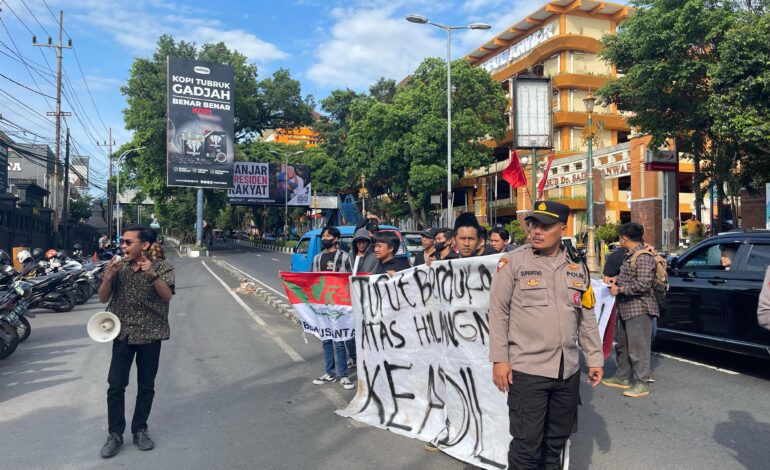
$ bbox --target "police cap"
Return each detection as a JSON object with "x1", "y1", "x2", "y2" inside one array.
[{"x1": 525, "y1": 200, "x2": 570, "y2": 225}]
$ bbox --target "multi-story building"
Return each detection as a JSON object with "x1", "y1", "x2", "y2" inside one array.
[
  {"x1": 70, "y1": 155, "x2": 90, "y2": 196},
  {"x1": 260, "y1": 127, "x2": 321, "y2": 147},
  {"x1": 7, "y1": 143, "x2": 64, "y2": 217},
  {"x1": 453, "y1": 0, "x2": 696, "y2": 248}
]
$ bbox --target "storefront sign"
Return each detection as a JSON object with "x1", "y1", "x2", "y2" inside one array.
[
  {"x1": 480, "y1": 23, "x2": 555, "y2": 74},
  {"x1": 542, "y1": 161, "x2": 629, "y2": 191},
  {"x1": 644, "y1": 149, "x2": 677, "y2": 171},
  {"x1": 166, "y1": 57, "x2": 235, "y2": 188}
]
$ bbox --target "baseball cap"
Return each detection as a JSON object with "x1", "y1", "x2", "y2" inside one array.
[{"x1": 420, "y1": 227, "x2": 438, "y2": 238}]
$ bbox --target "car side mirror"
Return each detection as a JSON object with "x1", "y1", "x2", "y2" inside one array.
[{"x1": 668, "y1": 256, "x2": 679, "y2": 274}]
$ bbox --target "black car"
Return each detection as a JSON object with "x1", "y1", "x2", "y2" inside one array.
[{"x1": 661, "y1": 231, "x2": 770, "y2": 358}]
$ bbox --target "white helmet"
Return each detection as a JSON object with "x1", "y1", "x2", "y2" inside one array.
[{"x1": 17, "y1": 250, "x2": 32, "y2": 264}]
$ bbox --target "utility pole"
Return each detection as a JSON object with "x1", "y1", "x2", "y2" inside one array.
[
  {"x1": 99, "y1": 128, "x2": 115, "y2": 240},
  {"x1": 63, "y1": 128, "x2": 70, "y2": 248},
  {"x1": 34, "y1": 9, "x2": 71, "y2": 230}
]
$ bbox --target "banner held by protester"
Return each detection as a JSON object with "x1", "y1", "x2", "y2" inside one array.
[
  {"x1": 280, "y1": 272, "x2": 355, "y2": 342},
  {"x1": 337, "y1": 255, "x2": 611, "y2": 470}
]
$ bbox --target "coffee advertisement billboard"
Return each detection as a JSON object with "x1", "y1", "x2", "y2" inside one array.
[{"x1": 166, "y1": 57, "x2": 234, "y2": 188}]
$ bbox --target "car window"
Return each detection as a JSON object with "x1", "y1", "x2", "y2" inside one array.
[
  {"x1": 405, "y1": 235, "x2": 422, "y2": 248},
  {"x1": 296, "y1": 238, "x2": 310, "y2": 254},
  {"x1": 680, "y1": 242, "x2": 740, "y2": 271},
  {"x1": 744, "y1": 244, "x2": 770, "y2": 272}
]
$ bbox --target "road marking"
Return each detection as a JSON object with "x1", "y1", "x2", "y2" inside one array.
[
  {"x1": 215, "y1": 260, "x2": 289, "y2": 301},
  {"x1": 272, "y1": 258, "x2": 280, "y2": 261},
  {"x1": 202, "y1": 261, "x2": 266, "y2": 326},
  {"x1": 270, "y1": 335, "x2": 304, "y2": 362},
  {"x1": 255, "y1": 254, "x2": 262, "y2": 257},
  {"x1": 654, "y1": 352, "x2": 740, "y2": 375},
  {"x1": 202, "y1": 261, "x2": 305, "y2": 363}
]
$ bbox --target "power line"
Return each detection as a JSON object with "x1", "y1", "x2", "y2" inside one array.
[{"x1": 0, "y1": 72, "x2": 56, "y2": 99}]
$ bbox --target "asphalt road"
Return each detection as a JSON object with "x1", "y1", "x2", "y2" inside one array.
[{"x1": 2, "y1": 242, "x2": 769, "y2": 469}]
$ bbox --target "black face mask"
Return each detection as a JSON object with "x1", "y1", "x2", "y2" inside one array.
[
  {"x1": 434, "y1": 242, "x2": 446, "y2": 252},
  {"x1": 321, "y1": 239, "x2": 335, "y2": 250}
]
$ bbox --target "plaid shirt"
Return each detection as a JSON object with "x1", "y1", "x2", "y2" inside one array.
[{"x1": 616, "y1": 244, "x2": 659, "y2": 320}]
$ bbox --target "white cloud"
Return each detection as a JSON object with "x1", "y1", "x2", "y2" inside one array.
[
  {"x1": 82, "y1": 75, "x2": 124, "y2": 93},
  {"x1": 463, "y1": 0, "x2": 506, "y2": 12},
  {"x1": 455, "y1": 0, "x2": 546, "y2": 56},
  {"x1": 307, "y1": 7, "x2": 445, "y2": 90},
  {"x1": 65, "y1": 1, "x2": 287, "y2": 62}
]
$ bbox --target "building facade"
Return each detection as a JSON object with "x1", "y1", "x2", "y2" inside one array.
[{"x1": 451, "y1": 0, "x2": 696, "y2": 249}]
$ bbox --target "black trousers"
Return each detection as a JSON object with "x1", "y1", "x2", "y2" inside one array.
[
  {"x1": 107, "y1": 339, "x2": 162, "y2": 435},
  {"x1": 507, "y1": 370, "x2": 580, "y2": 470}
]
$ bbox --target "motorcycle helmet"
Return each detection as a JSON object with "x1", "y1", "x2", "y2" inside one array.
[
  {"x1": 45, "y1": 249, "x2": 57, "y2": 259},
  {"x1": 56, "y1": 250, "x2": 68, "y2": 261},
  {"x1": 32, "y1": 248, "x2": 44, "y2": 261},
  {"x1": 17, "y1": 250, "x2": 32, "y2": 264},
  {"x1": 73, "y1": 243, "x2": 82, "y2": 251},
  {"x1": 0, "y1": 250, "x2": 10, "y2": 266}
]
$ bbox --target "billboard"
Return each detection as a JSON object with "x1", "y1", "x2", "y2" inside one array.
[
  {"x1": 228, "y1": 162, "x2": 311, "y2": 206},
  {"x1": 166, "y1": 57, "x2": 234, "y2": 188},
  {"x1": 513, "y1": 77, "x2": 552, "y2": 149}
]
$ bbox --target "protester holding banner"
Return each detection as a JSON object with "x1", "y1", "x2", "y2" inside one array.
[
  {"x1": 489, "y1": 200, "x2": 604, "y2": 470},
  {"x1": 350, "y1": 228, "x2": 378, "y2": 275},
  {"x1": 311, "y1": 226, "x2": 355, "y2": 390},
  {"x1": 413, "y1": 227, "x2": 437, "y2": 266},
  {"x1": 372, "y1": 231, "x2": 411, "y2": 275},
  {"x1": 429, "y1": 227, "x2": 457, "y2": 262},
  {"x1": 454, "y1": 213, "x2": 483, "y2": 258}
]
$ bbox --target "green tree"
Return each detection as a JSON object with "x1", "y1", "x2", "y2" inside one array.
[
  {"x1": 70, "y1": 194, "x2": 93, "y2": 221},
  {"x1": 709, "y1": 4, "x2": 770, "y2": 185},
  {"x1": 345, "y1": 58, "x2": 508, "y2": 227},
  {"x1": 120, "y1": 35, "x2": 314, "y2": 231},
  {"x1": 599, "y1": 0, "x2": 737, "y2": 220},
  {"x1": 504, "y1": 220, "x2": 528, "y2": 245}
]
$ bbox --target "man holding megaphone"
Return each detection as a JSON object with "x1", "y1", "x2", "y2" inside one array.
[{"x1": 97, "y1": 224, "x2": 174, "y2": 459}]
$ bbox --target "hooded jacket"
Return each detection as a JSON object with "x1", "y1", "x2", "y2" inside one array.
[{"x1": 350, "y1": 228, "x2": 378, "y2": 274}]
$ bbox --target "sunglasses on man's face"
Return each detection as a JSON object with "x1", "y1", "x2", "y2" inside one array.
[{"x1": 120, "y1": 238, "x2": 136, "y2": 246}]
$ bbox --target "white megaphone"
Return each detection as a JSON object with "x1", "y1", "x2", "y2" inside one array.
[{"x1": 87, "y1": 311, "x2": 121, "y2": 342}]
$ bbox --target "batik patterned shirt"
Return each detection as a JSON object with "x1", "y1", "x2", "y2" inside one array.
[{"x1": 107, "y1": 260, "x2": 175, "y2": 344}]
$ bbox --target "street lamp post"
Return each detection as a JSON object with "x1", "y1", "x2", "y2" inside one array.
[
  {"x1": 406, "y1": 14, "x2": 491, "y2": 227},
  {"x1": 583, "y1": 92, "x2": 598, "y2": 273},
  {"x1": 115, "y1": 146, "x2": 144, "y2": 242},
  {"x1": 270, "y1": 149, "x2": 304, "y2": 238}
]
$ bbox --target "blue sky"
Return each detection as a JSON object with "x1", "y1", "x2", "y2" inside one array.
[{"x1": 0, "y1": 0, "x2": 620, "y2": 195}]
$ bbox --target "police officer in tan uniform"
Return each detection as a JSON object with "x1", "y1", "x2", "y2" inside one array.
[{"x1": 489, "y1": 201, "x2": 604, "y2": 469}]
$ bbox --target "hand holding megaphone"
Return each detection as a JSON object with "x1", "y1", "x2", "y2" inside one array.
[{"x1": 87, "y1": 311, "x2": 121, "y2": 342}]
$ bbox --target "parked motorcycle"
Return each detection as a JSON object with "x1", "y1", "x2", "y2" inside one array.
[{"x1": 0, "y1": 279, "x2": 33, "y2": 344}]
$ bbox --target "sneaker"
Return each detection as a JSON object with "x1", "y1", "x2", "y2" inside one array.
[
  {"x1": 347, "y1": 358, "x2": 356, "y2": 369},
  {"x1": 100, "y1": 433, "x2": 123, "y2": 459},
  {"x1": 623, "y1": 382, "x2": 650, "y2": 398},
  {"x1": 132, "y1": 430, "x2": 155, "y2": 451},
  {"x1": 313, "y1": 373, "x2": 337, "y2": 385},
  {"x1": 602, "y1": 376, "x2": 631, "y2": 390},
  {"x1": 424, "y1": 442, "x2": 440, "y2": 452},
  {"x1": 339, "y1": 376, "x2": 355, "y2": 390}
]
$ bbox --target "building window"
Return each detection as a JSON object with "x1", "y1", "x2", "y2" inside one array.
[
  {"x1": 618, "y1": 175, "x2": 631, "y2": 191},
  {"x1": 618, "y1": 131, "x2": 630, "y2": 143}
]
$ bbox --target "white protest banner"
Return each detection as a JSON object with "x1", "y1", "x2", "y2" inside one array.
[
  {"x1": 338, "y1": 255, "x2": 611, "y2": 469},
  {"x1": 339, "y1": 255, "x2": 510, "y2": 469},
  {"x1": 280, "y1": 272, "x2": 355, "y2": 341},
  {"x1": 592, "y1": 281, "x2": 616, "y2": 359}
]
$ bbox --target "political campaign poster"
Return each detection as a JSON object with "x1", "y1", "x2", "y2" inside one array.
[
  {"x1": 228, "y1": 162, "x2": 311, "y2": 206},
  {"x1": 280, "y1": 272, "x2": 354, "y2": 341},
  {"x1": 166, "y1": 57, "x2": 234, "y2": 188},
  {"x1": 338, "y1": 255, "x2": 611, "y2": 470}
]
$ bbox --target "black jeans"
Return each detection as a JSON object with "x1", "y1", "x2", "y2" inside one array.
[
  {"x1": 107, "y1": 339, "x2": 162, "y2": 435},
  {"x1": 507, "y1": 370, "x2": 580, "y2": 470}
]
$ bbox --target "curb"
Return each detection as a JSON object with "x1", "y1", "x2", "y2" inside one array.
[
  {"x1": 234, "y1": 239, "x2": 294, "y2": 254},
  {"x1": 211, "y1": 258, "x2": 299, "y2": 326}
]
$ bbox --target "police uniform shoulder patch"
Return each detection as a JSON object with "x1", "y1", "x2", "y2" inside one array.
[{"x1": 497, "y1": 257, "x2": 509, "y2": 272}]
